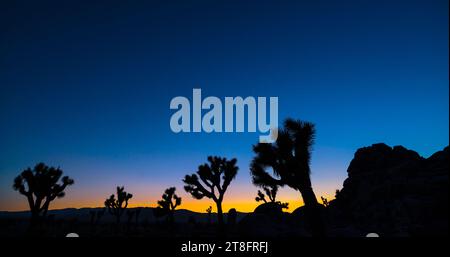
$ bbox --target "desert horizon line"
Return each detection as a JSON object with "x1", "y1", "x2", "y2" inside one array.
[{"x1": 0, "y1": 193, "x2": 337, "y2": 213}]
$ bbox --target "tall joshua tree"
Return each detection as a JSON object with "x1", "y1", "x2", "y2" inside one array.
[
  {"x1": 183, "y1": 156, "x2": 238, "y2": 226},
  {"x1": 104, "y1": 186, "x2": 133, "y2": 224},
  {"x1": 13, "y1": 163, "x2": 74, "y2": 224},
  {"x1": 251, "y1": 119, "x2": 323, "y2": 235},
  {"x1": 156, "y1": 187, "x2": 182, "y2": 223}
]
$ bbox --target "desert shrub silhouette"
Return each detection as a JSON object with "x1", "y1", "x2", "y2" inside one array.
[
  {"x1": 183, "y1": 156, "x2": 238, "y2": 226},
  {"x1": 13, "y1": 163, "x2": 74, "y2": 226},
  {"x1": 104, "y1": 186, "x2": 133, "y2": 225},
  {"x1": 250, "y1": 119, "x2": 324, "y2": 236},
  {"x1": 155, "y1": 187, "x2": 181, "y2": 224},
  {"x1": 255, "y1": 185, "x2": 289, "y2": 209}
]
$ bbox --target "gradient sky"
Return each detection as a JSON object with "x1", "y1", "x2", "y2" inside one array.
[{"x1": 0, "y1": 0, "x2": 448, "y2": 212}]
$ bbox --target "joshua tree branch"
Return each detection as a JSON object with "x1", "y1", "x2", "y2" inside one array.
[{"x1": 183, "y1": 175, "x2": 214, "y2": 199}]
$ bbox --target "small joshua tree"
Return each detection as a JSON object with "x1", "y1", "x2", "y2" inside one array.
[
  {"x1": 183, "y1": 156, "x2": 238, "y2": 226},
  {"x1": 321, "y1": 196, "x2": 329, "y2": 207},
  {"x1": 104, "y1": 186, "x2": 133, "y2": 224},
  {"x1": 255, "y1": 190, "x2": 269, "y2": 203},
  {"x1": 13, "y1": 163, "x2": 74, "y2": 225},
  {"x1": 255, "y1": 185, "x2": 289, "y2": 209},
  {"x1": 206, "y1": 206, "x2": 212, "y2": 224},
  {"x1": 156, "y1": 187, "x2": 181, "y2": 223}
]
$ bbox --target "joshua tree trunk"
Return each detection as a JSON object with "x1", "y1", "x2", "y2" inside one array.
[
  {"x1": 299, "y1": 186, "x2": 319, "y2": 206},
  {"x1": 215, "y1": 199, "x2": 226, "y2": 237},
  {"x1": 216, "y1": 200, "x2": 223, "y2": 225},
  {"x1": 299, "y1": 185, "x2": 324, "y2": 236},
  {"x1": 168, "y1": 211, "x2": 175, "y2": 224},
  {"x1": 30, "y1": 209, "x2": 40, "y2": 227},
  {"x1": 28, "y1": 207, "x2": 45, "y2": 235}
]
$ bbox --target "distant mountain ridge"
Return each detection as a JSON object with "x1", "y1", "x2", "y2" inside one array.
[{"x1": 0, "y1": 207, "x2": 249, "y2": 224}]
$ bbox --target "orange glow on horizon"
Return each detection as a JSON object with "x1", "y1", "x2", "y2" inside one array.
[
  {"x1": 2, "y1": 194, "x2": 336, "y2": 213},
  {"x1": 1, "y1": 177, "x2": 339, "y2": 213}
]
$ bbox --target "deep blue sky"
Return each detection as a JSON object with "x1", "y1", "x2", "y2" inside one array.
[{"x1": 0, "y1": 0, "x2": 448, "y2": 211}]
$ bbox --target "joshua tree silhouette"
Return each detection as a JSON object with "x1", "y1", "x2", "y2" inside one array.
[
  {"x1": 13, "y1": 163, "x2": 74, "y2": 225},
  {"x1": 255, "y1": 185, "x2": 289, "y2": 209},
  {"x1": 183, "y1": 156, "x2": 238, "y2": 226},
  {"x1": 206, "y1": 206, "x2": 212, "y2": 224},
  {"x1": 156, "y1": 187, "x2": 182, "y2": 223},
  {"x1": 250, "y1": 119, "x2": 323, "y2": 235},
  {"x1": 321, "y1": 196, "x2": 329, "y2": 207},
  {"x1": 104, "y1": 186, "x2": 133, "y2": 224}
]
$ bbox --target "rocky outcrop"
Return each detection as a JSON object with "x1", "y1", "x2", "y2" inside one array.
[
  {"x1": 254, "y1": 202, "x2": 284, "y2": 217},
  {"x1": 239, "y1": 203, "x2": 310, "y2": 237},
  {"x1": 330, "y1": 143, "x2": 449, "y2": 236}
]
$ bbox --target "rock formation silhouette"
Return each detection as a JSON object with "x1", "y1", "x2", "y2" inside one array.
[
  {"x1": 328, "y1": 143, "x2": 449, "y2": 236},
  {"x1": 227, "y1": 208, "x2": 237, "y2": 225}
]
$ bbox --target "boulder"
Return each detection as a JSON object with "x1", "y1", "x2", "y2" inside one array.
[{"x1": 254, "y1": 202, "x2": 284, "y2": 217}]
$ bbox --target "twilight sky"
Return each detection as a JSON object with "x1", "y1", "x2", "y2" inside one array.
[{"x1": 0, "y1": 0, "x2": 448, "y2": 212}]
